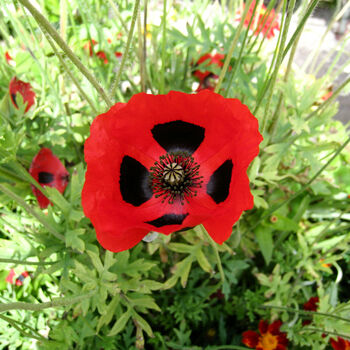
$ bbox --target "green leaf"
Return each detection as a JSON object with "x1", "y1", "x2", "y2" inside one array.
[
  {"x1": 65, "y1": 229, "x2": 85, "y2": 253},
  {"x1": 168, "y1": 243, "x2": 194, "y2": 254},
  {"x1": 133, "y1": 311, "x2": 153, "y2": 337},
  {"x1": 255, "y1": 227, "x2": 273, "y2": 265},
  {"x1": 108, "y1": 309, "x2": 131, "y2": 336},
  {"x1": 97, "y1": 295, "x2": 120, "y2": 333},
  {"x1": 196, "y1": 249, "x2": 213, "y2": 273}
]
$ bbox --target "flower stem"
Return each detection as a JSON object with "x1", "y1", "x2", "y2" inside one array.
[
  {"x1": 0, "y1": 183, "x2": 65, "y2": 242},
  {"x1": 199, "y1": 225, "x2": 226, "y2": 285},
  {"x1": 0, "y1": 314, "x2": 48, "y2": 342},
  {"x1": 0, "y1": 258, "x2": 56, "y2": 265},
  {"x1": 0, "y1": 290, "x2": 96, "y2": 313},
  {"x1": 302, "y1": 327, "x2": 350, "y2": 341},
  {"x1": 160, "y1": 0, "x2": 167, "y2": 94},
  {"x1": 110, "y1": 0, "x2": 140, "y2": 99},
  {"x1": 38, "y1": 23, "x2": 98, "y2": 114},
  {"x1": 215, "y1": 0, "x2": 254, "y2": 94},
  {"x1": 259, "y1": 304, "x2": 350, "y2": 323},
  {"x1": 17, "y1": 0, "x2": 112, "y2": 108}
]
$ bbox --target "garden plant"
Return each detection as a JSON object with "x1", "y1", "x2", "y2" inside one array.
[{"x1": 0, "y1": 0, "x2": 350, "y2": 349}]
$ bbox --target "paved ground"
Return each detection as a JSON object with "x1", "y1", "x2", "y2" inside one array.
[{"x1": 293, "y1": 4, "x2": 350, "y2": 124}]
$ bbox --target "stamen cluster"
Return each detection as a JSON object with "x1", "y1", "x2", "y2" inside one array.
[{"x1": 149, "y1": 151, "x2": 203, "y2": 205}]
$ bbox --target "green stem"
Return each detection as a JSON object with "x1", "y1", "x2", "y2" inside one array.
[
  {"x1": 37, "y1": 22, "x2": 98, "y2": 114},
  {"x1": 215, "y1": 0, "x2": 254, "y2": 93},
  {"x1": 199, "y1": 225, "x2": 225, "y2": 285},
  {"x1": 248, "y1": 136, "x2": 350, "y2": 231},
  {"x1": 0, "y1": 290, "x2": 96, "y2": 313},
  {"x1": 259, "y1": 305, "x2": 350, "y2": 323},
  {"x1": 261, "y1": 0, "x2": 295, "y2": 133},
  {"x1": 302, "y1": 327, "x2": 350, "y2": 341},
  {"x1": 0, "y1": 258, "x2": 56, "y2": 265},
  {"x1": 305, "y1": 76, "x2": 350, "y2": 122},
  {"x1": 282, "y1": 0, "x2": 320, "y2": 60},
  {"x1": 0, "y1": 314, "x2": 48, "y2": 342},
  {"x1": 224, "y1": 0, "x2": 259, "y2": 97},
  {"x1": 0, "y1": 183, "x2": 64, "y2": 242},
  {"x1": 17, "y1": 0, "x2": 112, "y2": 108},
  {"x1": 268, "y1": 30, "x2": 302, "y2": 139},
  {"x1": 106, "y1": 0, "x2": 129, "y2": 33},
  {"x1": 110, "y1": 0, "x2": 140, "y2": 99},
  {"x1": 160, "y1": 0, "x2": 167, "y2": 94},
  {"x1": 137, "y1": 8, "x2": 146, "y2": 92}
]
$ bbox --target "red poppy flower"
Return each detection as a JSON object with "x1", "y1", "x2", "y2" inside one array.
[
  {"x1": 331, "y1": 337, "x2": 350, "y2": 350},
  {"x1": 9, "y1": 77, "x2": 36, "y2": 113},
  {"x1": 303, "y1": 297, "x2": 319, "y2": 312},
  {"x1": 115, "y1": 51, "x2": 122, "y2": 58},
  {"x1": 82, "y1": 90, "x2": 262, "y2": 252},
  {"x1": 242, "y1": 320, "x2": 288, "y2": 350},
  {"x1": 5, "y1": 269, "x2": 16, "y2": 284},
  {"x1": 239, "y1": 0, "x2": 280, "y2": 39},
  {"x1": 5, "y1": 51, "x2": 13, "y2": 64},
  {"x1": 29, "y1": 148, "x2": 69, "y2": 209},
  {"x1": 193, "y1": 53, "x2": 225, "y2": 82}
]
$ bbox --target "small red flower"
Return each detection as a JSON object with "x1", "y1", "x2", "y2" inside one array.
[
  {"x1": 9, "y1": 77, "x2": 36, "y2": 113},
  {"x1": 5, "y1": 51, "x2": 13, "y2": 64},
  {"x1": 193, "y1": 53, "x2": 225, "y2": 82},
  {"x1": 239, "y1": 0, "x2": 280, "y2": 39},
  {"x1": 96, "y1": 51, "x2": 108, "y2": 64},
  {"x1": 29, "y1": 148, "x2": 69, "y2": 209},
  {"x1": 303, "y1": 297, "x2": 319, "y2": 312},
  {"x1": 82, "y1": 90, "x2": 262, "y2": 252},
  {"x1": 5, "y1": 269, "x2": 16, "y2": 284},
  {"x1": 242, "y1": 320, "x2": 288, "y2": 350},
  {"x1": 115, "y1": 51, "x2": 122, "y2": 58},
  {"x1": 331, "y1": 337, "x2": 350, "y2": 350}
]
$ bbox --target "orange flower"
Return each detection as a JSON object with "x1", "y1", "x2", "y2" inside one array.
[
  {"x1": 331, "y1": 337, "x2": 350, "y2": 350},
  {"x1": 242, "y1": 320, "x2": 288, "y2": 350}
]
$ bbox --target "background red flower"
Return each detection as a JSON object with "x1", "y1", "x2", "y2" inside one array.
[
  {"x1": 9, "y1": 77, "x2": 36, "y2": 113},
  {"x1": 193, "y1": 53, "x2": 225, "y2": 82},
  {"x1": 29, "y1": 148, "x2": 69, "y2": 209}
]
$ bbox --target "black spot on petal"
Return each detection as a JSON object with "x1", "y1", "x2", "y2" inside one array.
[
  {"x1": 11, "y1": 93, "x2": 18, "y2": 108},
  {"x1": 146, "y1": 213, "x2": 188, "y2": 228},
  {"x1": 38, "y1": 172, "x2": 54, "y2": 184},
  {"x1": 207, "y1": 160, "x2": 233, "y2": 204},
  {"x1": 120, "y1": 156, "x2": 153, "y2": 206},
  {"x1": 151, "y1": 120, "x2": 205, "y2": 154}
]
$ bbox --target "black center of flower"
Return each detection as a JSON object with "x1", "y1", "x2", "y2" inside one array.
[{"x1": 149, "y1": 151, "x2": 203, "y2": 205}]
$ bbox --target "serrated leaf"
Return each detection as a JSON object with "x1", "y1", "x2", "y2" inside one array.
[
  {"x1": 97, "y1": 295, "x2": 120, "y2": 333},
  {"x1": 66, "y1": 229, "x2": 85, "y2": 253},
  {"x1": 87, "y1": 250, "x2": 104, "y2": 274},
  {"x1": 128, "y1": 294, "x2": 161, "y2": 312}
]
